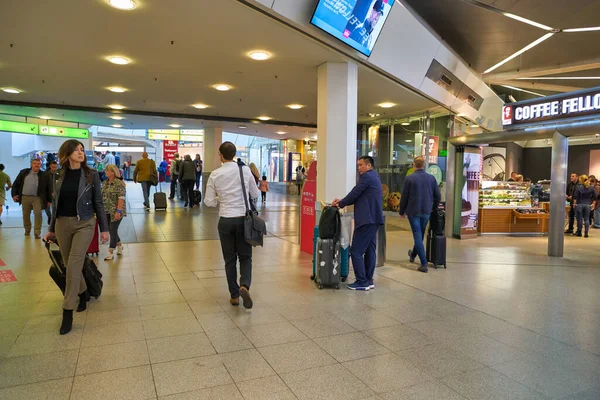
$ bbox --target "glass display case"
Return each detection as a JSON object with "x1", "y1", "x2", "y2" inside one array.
[{"x1": 479, "y1": 181, "x2": 531, "y2": 208}]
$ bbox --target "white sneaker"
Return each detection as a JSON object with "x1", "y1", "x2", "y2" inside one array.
[
  {"x1": 116, "y1": 244, "x2": 123, "y2": 255},
  {"x1": 104, "y1": 252, "x2": 114, "y2": 261}
]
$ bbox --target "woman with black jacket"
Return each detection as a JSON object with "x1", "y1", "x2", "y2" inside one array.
[{"x1": 44, "y1": 140, "x2": 109, "y2": 335}]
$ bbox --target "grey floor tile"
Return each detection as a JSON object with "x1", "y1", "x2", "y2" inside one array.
[
  {"x1": 205, "y1": 327, "x2": 254, "y2": 353},
  {"x1": 408, "y1": 317, "x2": 475, "y2": 342},
  {"x1": 338, "y1": 309, "x2": 402, "y2": 331},
  {"x1": 0, "y1": 335, "x2": 17, "y2": 358},
  {"x1": 491, "y1": 353, "x2": 600, "y2": 398},
  {"x1": 76, "y1": 340, "x2": 150, "y2": 375},
  {"x1": 151, "y1": 355, "x2": 233, "y2": 397},
  {"x1": 0, "y1": 318, "x2": 28, "y2": 337},
  {"x1": 314, "y1": 331, "x2": 390, "y2": 362},
  {"x1": 143, "y1": 316, "x2": 203, "y2": 339},
  {"x1": 85, "y1": 306, "x2": 142, "y2": 327},
  {"x1": 379, "y1": 380, "x2": 466, "y2": 400},
  {"x1": 0, "y1": 377, "x2": 73, "y2": 400},
  {"x1": 258, "y1": 340, "x2": 337, "y2": 374},
  {"x1": 86, "y1": 294, "x2": 139, "y2": 311},
  {"x1": 228, "y1": 306, "x2": 286, "y2": 328},
  {"x1": 158, "y1": 384, "x2": 243, "y2": 399},
  {"x1": 280, "y1": 363, "x2": 376, "y2": 400},
  {"x1": 377, "y1": 304, "x2": 442, "y2": 324},
  {"x1": 196, "y1": 312, "x2": 238, "y2": 332},
  {"x1": 20, "y1": 313, "x2": 86, "y2": 334},
  {"x1": 343, "y1": 353, "x2": 429, "y2": 393},
  {"x1": 237, "y1": 375, "x2": 297, "y2": 400},
  {"x1": 140, "y1": 302, "x2": 194, "y2": 320},
  {"x1": 211, "y1": 349, "x2": 277, "y2": 383},
  {"x1": 137, "y1": 291, "x2": 186, "y2": 306},
  {"x1": 7, "y1": 329, "x2": 82, "y2": 357},
  {"x1": 81, "y1": 321, "x2": 145, "y2": 347},
  {"x1": 290, "y1": 315, "x2": 357, "y2": 339},
  {"x1": 364, "y1": 324, "x2": 438, "y2": 352},
  {"x1": 441, "y1": 367, "x2": 548, "y2": 400},
  {"x1": 397, "y1": 343, "x2": 484, "y2": 378},
  {"x1": 147, "y1": 333, "x2": 215, "y2": 363},
  {"x1": 71, "y1": 365, "x2": 156, "y2": 400},
  {"x1": 136, "y1": 281, "x2": 179, "y2": 294},
  {"x1": 558, "y1": 386, "x2": 600, "y2": 400},
  {"x1": 242, "y1": 321, "x2": 308, "y2": 348},
  {"x1": 188, "y1": 299, "x2": 224, "y2": 316},
  {"x1": 0, "y1": 350, "x2": 78, "y2": 388},
  {"x1": 447, "y1": 334, "x2": 524, "y2": 366}
]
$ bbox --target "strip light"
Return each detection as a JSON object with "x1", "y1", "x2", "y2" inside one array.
[
  {"x1": 501, "y1": 85, "x2": 545, "y2": 97},
  {"x1": 483, "y1": 32, "x2": 555, "y2": 74},
  {"x1": 517, "y1": 77, "x2": 600, "y2": 80},
  {"x1": 563, "y1": 26, "x2": 600, "y2": 33},
  {"x1": 503, "y1": 13, "x2": 553, "y2": 31}
]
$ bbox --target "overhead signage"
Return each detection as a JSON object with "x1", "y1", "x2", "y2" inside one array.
[
  {"x1": 502, "y1": 87, "x2": 600, "y2": 127},
  {"x1": 163, "y1": 140, "x2": 178, "y2": 177},
  {"x1": 148, "y1": 129, "x2": 179, "y2": 141},
  {"x1": 39, "y1": 125, "x2": 89, "y2": 139},
  {"x1": 0, "y1": 120, "x2": 39, "y2": 135},
  {"x1": 180, "y1": 129, "x2": 204, "y2": 135},
  {"x1": 180, "y1": 135, "x2": 203, "y2": 142}
]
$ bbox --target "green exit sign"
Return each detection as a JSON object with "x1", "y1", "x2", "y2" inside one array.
[
  {"x1": 40, "y1": 125, "x2": 88, "y2": 139},
  {"x1": 0, "y1": 120, "x2": 39, "y2": 135}
]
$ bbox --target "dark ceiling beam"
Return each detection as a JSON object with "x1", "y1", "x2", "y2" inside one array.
[
  {"x1": 489, "y1": 80, "x2": 583, "y2": 93},
  {"x1": 484, "y1": 59, "x2": 600, "y2": 81}
]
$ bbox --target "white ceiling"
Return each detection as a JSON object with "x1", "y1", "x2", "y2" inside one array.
[{"x1": 0, "y1": 0, "x2": 436, "y2": 139}]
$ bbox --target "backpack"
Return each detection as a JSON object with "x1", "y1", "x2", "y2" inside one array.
[
  {"x1": 174, "y1": 159, "x2": 182, "y2": 174},
  {"x1": 319, "y1": 206, "x2": 341, "y2": 241}
]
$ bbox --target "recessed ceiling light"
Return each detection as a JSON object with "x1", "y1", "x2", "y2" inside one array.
[
  {"x1": 405, "y1": 139, "x2": 412, "y2": 142},
  {"x1": 107, "y1": 56, "x2": 130, "y2": 65},
  {"x1": 213, "y1": 84, "x2": 231, "y2": 91},
  {"x1": 238, "y1": 125, "x2": 247, "y2": 129},
  {"x1": 288, "y1": 104, "x2": 304, "y2": 110},
  {"x1": 248, "y1": 51, "x2": 271, "y2": 61},
  {"x1": 378, "y1": 102, "x2": 395, "y2": 108},
  {"x1": 109, "y1": 115, "x2": 124, "y2": 120},
  {"x1": 169, "y1": 124, "x2": 181, "y2": 128},
  {"x1": 368, "y1": 113, "x2": 381, "y2": 118},
  {"x1": 276, "y1": 131, "x2": 286, "y2": 135},
  {"x1": 258, "y1": 116, "x2": 271, "y2": 121},
  {"x1": 313, "y1": 135, "x2": 318, "y2": 140},
  {"x1": 2, "y1": 88, "x2": 21, "y2": 94},
  {"x1": 108, "y1": 104, "x2": 125, "y2": 110},
  {"x1": 192, "y1": 103, "x2": 209, "y2": 109},
  {"x1": 471, "y1": 124, "x2": 479, "y2": 128},
  {"x1": 108, "y1": 0, "x2": 136, "y2": 10},
  {"x1": 401, "y1": 121, "x2": 410, "y2": 126},
  {"x1": 38, "y1": 115, "x2": 51, "y2": 120},
  {"x1": 112, "y1": 124, "x2": 123, "y2": 128},
  {"x1": 108, "y1": 86, "x2": 127, "y2": 93}
]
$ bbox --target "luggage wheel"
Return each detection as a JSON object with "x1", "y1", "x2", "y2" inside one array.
[
  {"x1": 341, "y1": 277, "x2": 347, "y2": 282},
  {"x1": 444, "y1": 264, "x2": 447, "y2": 269},
  {"x1": 318, "y1": 284, "x2": 323, "y2": 290},
  {"x1": 335, "y1": 285, "x2": 340, "y2": 290},
  {"x1": 310, "y1": 275, "x2": 315, "y2": 281}
]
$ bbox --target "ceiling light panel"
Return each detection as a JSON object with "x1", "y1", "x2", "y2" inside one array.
[
  {"x1": 192, "y1": 103, "x2": 209, "y2": 109},
  {"x1": 483, "y1": 32, "x2": 555, "y2": 74},
  {"x1": 109, "y1": 104, "x2": 125, "y2": 110},
  {"x1": 288, "y1": 104, "x2": 304, "y2": 110},
  {"x1": 108, "y1": 87, "x2": 127, "y2": 93},
  {"x1": 502, "y1": 13, "x2": 554, "y2": 31},
  {"x1": 378, "y1": 102, "x2": 395, "y2": 108},
  {"x1": 107, "y1": 56, "x2": 130, "y2": 65},
  {"x1": 258, "y1": 116, "x2": 271, "y2": 121},
  {"x1": 109, "y1": 116, "x2": 124, "y2": 120},
  {"x1": 2, "y1": 88, "x2": 21, "y2": 94},
  {"x1": 108, "y1": 0, "x2": 136, "y2": 10},
  {"x1": 248, "y1": 51, "x2": 271, "y2": 60},
  {"x1": 563, "y1": 26, "x2": 600, "y2": 32},
  {"x1": 213, "y1": 84, "x2": 231, "y2": 91},
  {"x1": 112, "y1": 124, "x2": 123, "y2": 128},
  {"x1": 169, "y1": 124, "x2": 181, "y2": 128}
]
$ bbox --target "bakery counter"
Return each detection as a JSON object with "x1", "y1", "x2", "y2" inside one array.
[{"x1": 479, "y1": 207, "x2": 549, "y2": 235}]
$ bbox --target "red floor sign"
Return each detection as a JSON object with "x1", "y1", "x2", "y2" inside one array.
[{"x1": 0, "y1": 270, "x2": 17, "y2": 283}]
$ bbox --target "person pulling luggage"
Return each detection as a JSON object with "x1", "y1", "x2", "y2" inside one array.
[
  {"x1": 44, "y1": 140, "x2": 109, "y2": 335},
  {"x1": 399, "y1": 156, "x2": 441, "y2": 273},
  {"x1": 332, "y1": 156, "x2": 383, "y2": 291}
]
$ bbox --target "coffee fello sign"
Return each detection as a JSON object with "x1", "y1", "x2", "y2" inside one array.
[{"x1": 502, "y1": 87, "x2": 600, "y2": 127}]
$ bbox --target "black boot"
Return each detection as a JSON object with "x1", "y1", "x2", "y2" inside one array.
[
  {"x1": 60, "y1": 309, "x2": 73, "y2": 335},
  {"x1": 77, "y1": 291, "x2": 89, "y2": 312}
]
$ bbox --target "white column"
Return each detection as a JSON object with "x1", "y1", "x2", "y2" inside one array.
[
  {"x1": 316, "y1": 62, "x2": 358, "y2": 203},
  {"x1": 202, "y1": 127, "x2": 223, "y2": 194},
  {"x1": 548, "y1": 131, "x2": 568, "y2": 257}
]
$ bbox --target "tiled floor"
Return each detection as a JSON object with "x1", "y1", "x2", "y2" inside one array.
[{"x1": 0, "y1": 187, "x2": 599, "y2": 399}]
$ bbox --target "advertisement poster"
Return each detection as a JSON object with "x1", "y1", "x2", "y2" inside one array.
[
  {"x1": 421, "y1": 135, "x2": 439, "y2": 165},
  {"x1": 375, "y1": 164, "x2": 409, "y2": 212},
  {"x1": 288, "y1": 152, "x2": 302, "y2": 182},
  {"x1": 311, "y1": 0, "x2": 395, "y2": 56},
  {"x1": 300, "y1": 162, "x2": 317, "y2": 254},
  {"x1": 460, "y1": 147, "x2": 481, "y2": 237},
  {"x1": 163, "y1": 140, "x2": 178, "y2": 177}
]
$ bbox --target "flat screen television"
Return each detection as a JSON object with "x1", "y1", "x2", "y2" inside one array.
[{"x1": 310, "y1": 0, "x2": 395, "y2": 57}]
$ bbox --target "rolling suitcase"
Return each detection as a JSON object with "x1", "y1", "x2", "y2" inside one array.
[
  {"x1": 87, "y1": 219, "x2": 99, "y2": 257},
  {"x1": 193, "y1": 190, "x2": 202, "y2": 206},
  {"x1": 154, "y1": 183, "x2": 167, "y2": 211},
  {"x1": 315, "y1": 238, "x2": 341, "y2": 289},
  {"x1": 83, "y1": 258, "x2": 103, "y2": 298},
  {"x1": 46, "y1": 240, "x2": 66, "y2": 294},
  {"x1": 426, "y1": 230, "x2": 447, "y2": 269}
]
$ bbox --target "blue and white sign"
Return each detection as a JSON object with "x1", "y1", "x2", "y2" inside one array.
[{"x1": 311, "y1": 0, "x2": 395, "y2": 56}]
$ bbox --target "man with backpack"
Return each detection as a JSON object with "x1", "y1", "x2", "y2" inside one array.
[
  {"x1": 332, "y1": 156, "x2": 383, "y2": 291},
  {"x1": 169, "y1": 153, "x2": 181, "y2": 200}
]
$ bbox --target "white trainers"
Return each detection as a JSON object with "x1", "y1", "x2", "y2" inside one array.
[
  {"x1": 116, "y1": 244, "x2": 123, "y2": 255},
  {"x1": 104, "y1": 252, "x2": 114, "y2": 261}
]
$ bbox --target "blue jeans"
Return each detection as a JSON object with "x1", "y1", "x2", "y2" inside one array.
[
  {"x1": 350, "y1": 223, "x2": 379, "y2": 285},
  {"x1": 575, "y1": 204, "x2": 591, "y2": 234},
  {"x1": 408, "y1": 215, "x2": 430, "y2": 266}
]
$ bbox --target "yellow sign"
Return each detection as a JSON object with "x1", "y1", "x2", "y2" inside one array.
[{"x1": 148, "y1": 129, "x2": 179, "y2": 141}]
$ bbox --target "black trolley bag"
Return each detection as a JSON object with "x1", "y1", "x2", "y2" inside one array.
[
  {"x1": 154, "y1": 182, "x2": 168, "y2": 211},
  {"x1": 426, "y1": 208, "x2": 447, "y2": 269},
  {"x1": 313, "y1": 205, "x2": 342, "y2": 289},
  {"x1": 193, "y1": 190, "x2": 202, "y2": 206},
  {"x1": 45, "y1": 239, "x2": 104, "y2": 298}
]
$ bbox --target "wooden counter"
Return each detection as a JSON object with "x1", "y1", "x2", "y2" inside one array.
[{"x1": 479, "y1": 208, "x2": 549, "y2": 235}]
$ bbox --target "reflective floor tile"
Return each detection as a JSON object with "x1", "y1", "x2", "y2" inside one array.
[
  {"x1": 0, "y1": 377, "x2": 73, "y2": 400},
  {"x1": 143, "y1": 316, "x2": 203, "y2": 339},
  {"x1": 0, "y1": 350, "x2": 78, "y2": 388},
  {"x1": 71, "y1": 365, "x2": 156, "y2": 400},
  {"x1": 242, "y1": 321, "x2": 308, "y2": 348},
  {"x1": 314, "y1": 331, "x2": 390, "y2": 363},
  {"x1": 147, "y1": 333, "x2": 215, "y2": 363},
  {"x1": 205, "y1": 327, "x2": 254, "y2": 354},
  {"x1": 258, "y1": 340, "x2": 337, "y2": 374},
  {"x1": 76, "y1": 340, "x2": 150, "y2": 375},
  {"x1": 237, "y1": 375, "x2": 297, "y2": 400}
]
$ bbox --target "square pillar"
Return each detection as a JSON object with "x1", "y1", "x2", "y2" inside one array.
[
  {"x1": 202, "y1": 127, "x2": 223, "y2": 194},
  {"x1": 548, "y1": 131, "x2": 568, "y2": 257}
]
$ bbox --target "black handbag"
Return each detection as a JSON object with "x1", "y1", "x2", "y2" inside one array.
[{"x1": 238, "y1": 164, "x2": 267, "y2": 247}]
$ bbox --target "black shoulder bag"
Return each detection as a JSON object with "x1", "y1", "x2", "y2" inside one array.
[{"x1": 238, "y1": 164, "x2": 267, "y2": 247}]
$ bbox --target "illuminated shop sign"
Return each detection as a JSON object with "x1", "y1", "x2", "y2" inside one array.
[
  {"x1": 0, "y1": 119, "x2": 88, "y2": 138},
  {"x1": 502, "y1": 87, "x2": 600, "y2": 127},
  {"x1": 148, "y1": 129, "x2": 179, "y2": 140}
]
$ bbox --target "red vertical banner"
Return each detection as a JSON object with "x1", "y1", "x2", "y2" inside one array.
[
  {"x1": 300, "y1": 161, "x2": 317, "y2": 254},
  {"x1": 163, "y1": 140, "x2": 179, "y2": 176}
]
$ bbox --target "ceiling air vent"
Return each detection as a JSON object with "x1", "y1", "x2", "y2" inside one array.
[
  {"x1": 467, "y1": 94, "x2": 477, "y2": 103},
  {"x1": 440, "y1": 74, "x2": 453, "y2": 87},
  {"x1": 426, "y1": 59, "x2": 484, "y2": 111}
]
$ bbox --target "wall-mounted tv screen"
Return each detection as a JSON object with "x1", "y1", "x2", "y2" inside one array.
[{"x1": 311, "y1": 0, "x2": 395, "y2": 57}]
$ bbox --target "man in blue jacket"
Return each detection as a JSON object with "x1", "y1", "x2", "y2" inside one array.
[
  {"x1": 399, "y1": 156, "x2": 441, "y2": 273},
  {"x1": 332, "y1": 156, "x2": 384, "y2": 291}
]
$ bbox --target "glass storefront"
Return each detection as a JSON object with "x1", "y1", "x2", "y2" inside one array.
[{"x1": 223, "y1": 133, "x2": 284, "y2": 182}]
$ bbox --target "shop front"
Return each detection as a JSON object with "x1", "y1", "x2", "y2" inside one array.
[{"x1": 447, "y1": 86, "x2": 600, "y2": 257}]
